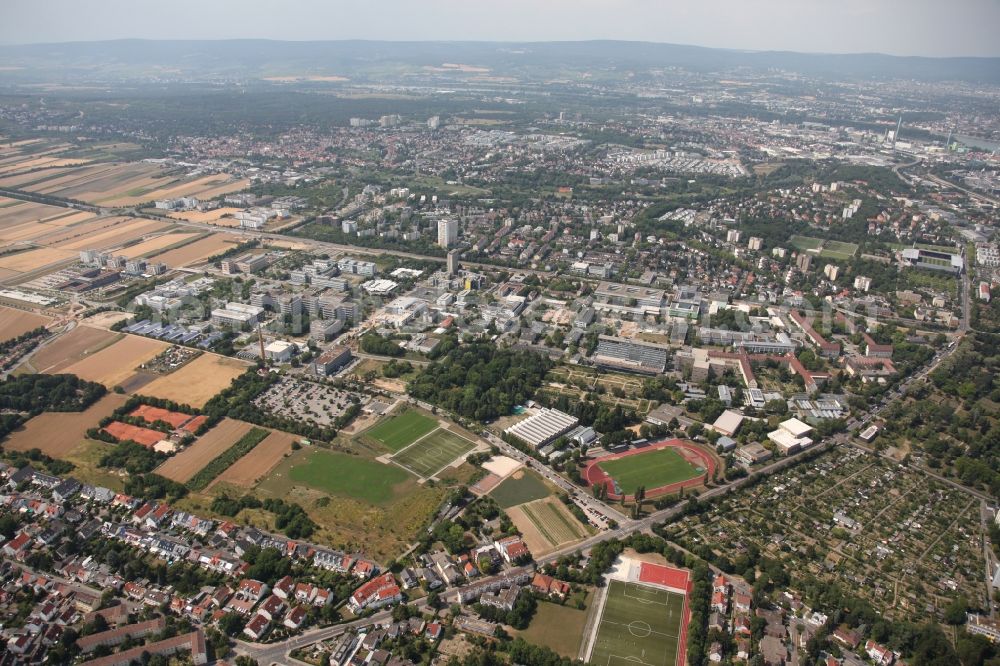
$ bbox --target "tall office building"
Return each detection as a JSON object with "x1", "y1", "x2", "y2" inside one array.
[
  {"x1": 447, "y1": 249, "x2": 461, "y2": 275},
  {"x1": 438, "y1": 219, "x2": 458, "y2": 249}
]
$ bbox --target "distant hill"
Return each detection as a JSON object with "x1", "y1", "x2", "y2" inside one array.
[{"x1": 0, "y1": 39, "x2": 997, "y2": 84}]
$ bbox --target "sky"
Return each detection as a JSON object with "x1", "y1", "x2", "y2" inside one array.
[{"x1": 3, "y1": 0, "x2": 999, "y2": 58}]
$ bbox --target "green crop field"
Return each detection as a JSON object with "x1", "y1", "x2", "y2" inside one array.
[
  {"x1": 589, "y1": 580, "x2": 685, "y2": 666},
  {"x1": 391, "y1": 429, "x2": 476, "y2": 478},
  {"x1": 490, "y1": 470, "x2": 551, "y2": 508},
  {"x1": 598, "y1": 448, "x2": 702, "y2": 494},
  {"x1": 521, "y1": 498, "x2": 589, "y2": 545},
  {"x1": 287, "y1": 449, "x2": 411, "y2": 504},
  {"x1": 364, "y1": 409, "x2": 439, "y2": 452}
]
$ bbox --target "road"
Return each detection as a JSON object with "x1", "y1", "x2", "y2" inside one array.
[{"x1": 234, "y1": 607, "x2": 396, "y2": 665}]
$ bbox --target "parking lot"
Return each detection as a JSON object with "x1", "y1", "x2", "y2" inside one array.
[{"x1": 253, "y1": 377, "x2": 363, "y2": 427}]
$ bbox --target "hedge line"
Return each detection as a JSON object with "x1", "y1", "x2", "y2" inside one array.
[{"x1": 186, "y1": 427, "x2": 270, "y2": 491}]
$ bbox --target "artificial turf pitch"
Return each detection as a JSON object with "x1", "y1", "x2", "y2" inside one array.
[
  {"x1": 365, "y1": 409, "x2": 439, "y2": 452},
  {"x1": 391, "y1": 429, "x2": 476, "y2": 478},
  {"x1": 590, "y1": 580, "x2": 685, "y2": 666}
]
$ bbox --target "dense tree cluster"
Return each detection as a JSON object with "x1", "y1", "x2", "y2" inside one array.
[
  {"x1": 98, "y1": 440, "x2": 168, "y2": 475},
  {"x1": 360, "y1": 332, "x2": 406, "y2": 357},
  {"x1": 1, "y1": 447, "x2": 75, "y2": 476},
  {"x1": 408, "y1": 343, "x2": 553, "y2": 421},
  {"x1": 124, "y1": 473, "x2": 188, "y2": 502},
  {"x1": 0, "y1": 374, "x2": 106, "y2": 439},
  {"x1": 473, "y1": 588, "x2": 537, "y2": 629},
  {"x1": 880, "y1": 332, "x2": 1000, "y2": 497}
]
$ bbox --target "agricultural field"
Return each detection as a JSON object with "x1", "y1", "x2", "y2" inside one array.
[
  {"x1": 3, "y1": 393, "x2": 127, "y2": 456},
  {"x1": 23, "y1": 326, "x2": 120, "y2": 374},
  {"x1": 363, "y1": 408, "x2": 439, "y2": 452},
  {"x1": 186, "y1": 426, "x2": 270, "y2": 491},
  {"x1": 167, "y1": 207, "x2": 244, "y2": 227},
  {"x1": 50, "y1": 217, "x2": 171, "y2": 251},
  {"x1": 390, "y1": 428, "x2": 477, "y2": 479},
  {"x1": 61, "y1": 334, "x2": 168, "y2": 388},
  {"x1": 0, "y1": 306, "x2": 50, "y2": 342},
  {"x1": 155, "y1": 418, "x2": 253, "y2": 483},
  {"x1": 152, "y1": 233, "x2": 238, "y2": 267},
  {"x1": 490, "y1": 470, "x2": 552, "y2": 509},
  {"x1": 506, "y1": 497, "x2": 590, "y2": 556},
  {"x1": 0, "y1": 247, "x2": 76, "y2": 274},
  {"x1": 209, "y1": 429, "x2": 297, "y2": 488},
  {"x1": 139, "y1": 353, "x2": 249, "y2": 408},
  {"x1": 596, "y1": 447, "x2": 703, "y2": 494},
  {"x1": 116, "y1": 231, "x2": 202, "y2": 259},
  {"x1": 2, "y1": 161, "x2": 249, "y2": 207},
  {"x1": 588, "y1": 580, "x2": 686, "y2": 666}
]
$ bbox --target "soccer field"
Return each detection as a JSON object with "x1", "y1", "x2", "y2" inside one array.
[
  {"x1": 391, "y1": 428, "x2": 476, "y2": 478},
  {"x1": 590, "y1": 580, "x2": 685, "y2": 666},
  {"x1": 598, "y1": 448, "x2": 702, "y2": 495},
  {"x1": 365, "y1": 409, "x2": 439, "y2": 452}
]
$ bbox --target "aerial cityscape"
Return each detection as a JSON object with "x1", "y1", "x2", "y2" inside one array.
[{"x1": 0, "y1": 2, "x2": 998, "y2": 666}]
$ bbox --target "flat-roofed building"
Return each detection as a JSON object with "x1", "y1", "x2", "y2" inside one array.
[
  {"x1": 735, "y1": 443, "x2": 772, "y2": 467},
  {"x1": 504, "y1": 408, "x2": 579, "y2": 449},
  {"x1": 211, "y1": 302, "x2": 264, "y2": 328},
  {"x1": 593, "y1": 281, "x2": 665, "y2": 315},
  {"x1": 712, "y1": 409, "x2": 745, "y2": 437},
  {"x1": 310, "y1": 346, "x2": 353, "y2": 376},
  {"x1": 592, "y1": 335, "x2": 668, "y2": 374},
  {"x1": 767, "y1": 417, "x2": 814, "y2": 455}
]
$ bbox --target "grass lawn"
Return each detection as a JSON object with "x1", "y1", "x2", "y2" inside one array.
[
  {"x1": 490, "y1": 470, "x2": 551, "y2": 508},
  {"x1": 598, "y1": 448, "x2": 702, "y2": 494},
  {"x1": 391, "y1": 429, "x2": 476, "y2": 478},
  {"x1": 824, "y1": 240, "x2": 859, "y2": 255},
  {"x1": 589, "y1": 580, "x2": 685, "y2": 666},
  {"x1": 364, "y1": 409, "x2": 439, "y2": 452},
  {"x1": 286, "y1": 449, "x2": 411, "y2": 504},
  {"x1": 512, "y1": 594, "x2": 593, "y2": 658},
  {"x1": 790, "y1": 235, "x2": 824, "y2": 251},
  {"x1": 63, "y1": 439, "x2": 126, "y2": 492}
]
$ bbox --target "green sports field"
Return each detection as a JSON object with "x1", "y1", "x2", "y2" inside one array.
[
  {"x1": 598, "y1": 448, "x2": 702, "y2": 494},
  {"x1": 391, "y1": 429, "x2": 476, "y2": 478},
  {"x1": 589, "y1": 580, "x2": 685, "y2": 666},
  {"x1": 287, "y1": 449, "x2": 410, "y2": 504},
  {"x1": 790, "y1": 235, "x2": 824, "y2": 251},
  {"x1": 365, "y1": 409, "x2": 439, "y2": 452}
]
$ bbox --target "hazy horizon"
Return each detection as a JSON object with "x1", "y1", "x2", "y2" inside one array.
[{"x1": 3, "y1": 0, "x2": 1000, "y2": 58}]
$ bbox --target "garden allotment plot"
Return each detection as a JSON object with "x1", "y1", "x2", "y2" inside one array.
[
  {"x1": 590, "y1": 580, "x2": 685, "y2": 666},
  {"x1": 391, "y1": 428, "x2": 476, "y2": 479}
]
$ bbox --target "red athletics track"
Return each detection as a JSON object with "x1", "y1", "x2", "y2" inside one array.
[
  {"x1": 638, "y1": 562, "x2": 692, "y2": 666},
  {"x1": 583, "y1": 438, "x2": 716, "y2": 501}
]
